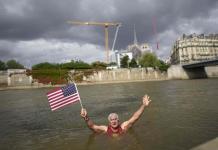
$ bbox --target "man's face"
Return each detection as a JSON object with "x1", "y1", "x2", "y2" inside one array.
[{"x1": 109, "y1": 116, "x2": 119, "y2": 128}]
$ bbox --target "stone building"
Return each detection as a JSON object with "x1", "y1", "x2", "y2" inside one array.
[
  {"x1": 113, "y1": 26, "x2": 153, "y2": 67},
  {"x1": 127, "y1": 44, "x2": 142, "y2": 59},
  {"x1": 170, "y1": 34, "x2": 218, "y2": 64},
  {"x1": 127, "y1": 25, "x2": 153, "y2": 60},
  {"x1": 115, "y1": 50, "x2": 133, "y2": 68},
  {"x1": 127, "y1": 42, "x2": 153, "y2": 59}
]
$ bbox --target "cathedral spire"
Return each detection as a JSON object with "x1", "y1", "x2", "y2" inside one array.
[{"x1": 134, "y1": 24, "x2": 138, "y2": 45}]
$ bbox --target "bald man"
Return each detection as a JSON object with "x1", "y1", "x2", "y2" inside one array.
[{"x1": 80, "y1": 94, "x2": 152, "y2": 137}]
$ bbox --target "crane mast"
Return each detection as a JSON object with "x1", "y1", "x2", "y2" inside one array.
[
  {"x1": 152, "y1": 17, "x2": 159, "y2": 50},
  {"x1": 68, "y1": 21, "x2": 121, "y2": 63}
]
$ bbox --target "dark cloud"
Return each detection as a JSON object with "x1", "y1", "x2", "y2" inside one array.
[
  {"x1": 0, "y1": 0, "x2": 218, "y2": 66},
  {"x1": 0, "y1": 40, "x2": 15, "y2": 58}
]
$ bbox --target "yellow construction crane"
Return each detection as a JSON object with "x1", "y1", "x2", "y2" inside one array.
[{"x1": 67, "y1": 21, "x2": 121, "y2": 63}]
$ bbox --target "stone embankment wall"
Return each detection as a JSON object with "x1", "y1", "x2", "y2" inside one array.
[
  {"x1": 0, "y1": 69, "x2": 33, "y2": 86},
  {"x1": 9, "y1": 74, "x2": 32, "y2": 86},
  {"x1": 205, "y1": 66, "x2": 218, "y2": 77},
  {"x1": 82, "y1": 68, "x2": 167, "y2": 82},
  {"x1": 1, "y1": 68, "x2": 167, "y2": 88},
  {"x1": 0, "y1": 71, "x2": 8, "y2": 86}
]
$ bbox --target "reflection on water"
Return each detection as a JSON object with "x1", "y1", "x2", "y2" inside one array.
[{"x1": 0, "y1": 79, "x2": 218, "y2": 150}]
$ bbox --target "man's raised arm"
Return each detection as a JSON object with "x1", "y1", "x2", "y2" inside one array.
[
  {"x1": 80, "y1": 108, "x2": 107, "y2": 133},
  {"x1": 121, "y1": 94, "x2": 152, "y2": 131}
]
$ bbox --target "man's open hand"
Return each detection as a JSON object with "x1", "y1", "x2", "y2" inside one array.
[{"x1": 142, "y1": 95, "x2": 152, "y2": 106}]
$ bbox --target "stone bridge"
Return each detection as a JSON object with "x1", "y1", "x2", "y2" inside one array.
[{"x1": 168, "y1": 58, "x2": 218, "y2": 79}]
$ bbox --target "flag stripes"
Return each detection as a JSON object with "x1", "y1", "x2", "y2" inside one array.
[{"x1": 46, "y1": 84, "x2": 80, "y2": 111}]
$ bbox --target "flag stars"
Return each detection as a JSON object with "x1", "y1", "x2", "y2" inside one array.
[{"x1": 62, "y1": 84, "x2": 77, "y2": 97}]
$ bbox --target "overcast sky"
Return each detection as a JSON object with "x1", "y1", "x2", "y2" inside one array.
[{"x1": 1, "y1": 0, "x2": 218, "y2": 68}]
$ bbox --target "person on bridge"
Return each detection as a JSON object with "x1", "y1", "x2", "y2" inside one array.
[{"x1": 80, "y1": 94, "x2": 152, "y2": 137}]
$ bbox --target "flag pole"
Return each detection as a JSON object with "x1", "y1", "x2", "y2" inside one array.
[{"x1": 75, "y1": 83, "x2": 84, "y2": 109}]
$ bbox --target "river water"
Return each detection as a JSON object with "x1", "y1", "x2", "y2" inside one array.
[{"x1": 0, "y1": 79, "x2": 218, "y2": 150}]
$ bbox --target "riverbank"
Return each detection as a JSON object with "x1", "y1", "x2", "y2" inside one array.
[{"x1": 0, "y1": 78, "x2": 169, "y2": 91}]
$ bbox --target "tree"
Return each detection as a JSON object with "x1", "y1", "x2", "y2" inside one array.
[
  {"x1": 61, "y1": 60, "x2": 91, "y2": 69},
  {"x1": 6, "y1": 60, "x2": 24, "y2": 69},
  {"x1": 120, "y1": 55, "x2": 129, "y2": 68},
  {"x1": 129, "y1": 58, "x2": 138, "y2": 68},
  {"x1": 157, "y1": 60, "x2": 170, "y2": 71},
  {"x1": 73, "y1": 60, "x2": 91, "y2": 69},
  {"x1": 0, "y1": 60, "x2": 7, "y2": 70},
  {"x1": 139, "y1": 53, "x2": 159, "y2": 68},
  {"x1": 108, "y1": 62, "x2": 117, "y2": 66},
  {"x1": 32, "y1": 62, "x2": 58, "y2": 70},
  {"x1": 91, "y1": 61, "x2": 107, "y2": 69}
]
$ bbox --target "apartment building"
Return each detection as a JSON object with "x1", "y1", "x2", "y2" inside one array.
[{"x1": 170, "y1": 34, "x2": 218, "y2": 64}]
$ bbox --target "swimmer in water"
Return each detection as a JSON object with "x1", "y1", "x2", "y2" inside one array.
[{"x1": 80, "y1": 94, "x2": 152, "y2": 137}]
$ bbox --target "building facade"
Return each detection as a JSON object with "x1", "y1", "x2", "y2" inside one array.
[
  {"x1": 126, "y1": 25, "x2": 153, "y2": 60},
  {"x1": 115, "y1": 50, "x2": 133, "y2": 68},
  {"x1": 170, "y1": 34, "x2": 218, "y2": 64},
  {"x1": 115, "y1": 42, "x2": 153, "y2": 68},
  {"x1": 127, "y1": 42, "x2": 153, "y2": 59},
  {"x1": 140, "y1": 43, "x2": 153, "y2": 53},
  {"x1": 112, "y1": 26, "x2": 154, "y2": 67}
]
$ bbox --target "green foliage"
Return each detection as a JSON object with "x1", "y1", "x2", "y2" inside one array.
[
  {"x1": 72, "y1": 60, "x2": 91, "y2": 69},
  {"x1": 158, "y1": 60, "x2": 170, "y2": 71},
  {"x1": 61, "y1": 60, "x2": 91, "y2": 69},
  {"x1": 129, "y1": 58, "x2": 138, "y2": 68},
  {"x1": 30, "y1": 69, "x2": 68, "y2": 84},
  {"x1": 139, "y1": 53, "x2": 159, "y2": 68},
  {"x1": 6, "y1": 59, "x2": 24, "y2": 69},
  {"x1": 139, "y1": 53, "x2": 169, "y2": 71},
  {"x1": 61, "y1": 61, "x2": 73, "y2": 69},
  {"x1": 108, "y1": 62, "x2": 117, "y2": 66},
  {"x1": 120, "y1": 55, "x2": 129, "y2": 68},
  {"x1": 0, "y1": 60, "x2": 7, "y2": 70},
  {"x1": 32, "y1": 60, "x2": 91, "y2": 70},
  {"x1": 32, "y1": 62, "x2": 58, "y2": 70},
  {"x1": 91, "y1": 61, "x2": 107, "y2": 69},
  {"x1": 30, "y1": 60, "x2": 92, "y2": 84}
]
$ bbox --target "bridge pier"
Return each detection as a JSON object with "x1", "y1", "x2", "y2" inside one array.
[
  {"x1": 205, "y1": 66, "x2": 218, "y2": 77},
  {"x1": 168, "y1": 65, "x2": 218, "y2": 79},
  {"x1": 167, "y1": 65, "x2": 189, "y2": 79}
]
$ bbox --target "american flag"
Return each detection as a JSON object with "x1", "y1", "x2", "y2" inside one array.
[{"x1": 46, "y1": 83, "x2": 81, "y2": 111}]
